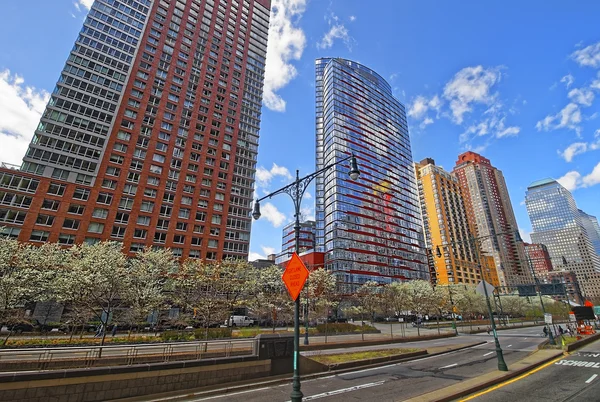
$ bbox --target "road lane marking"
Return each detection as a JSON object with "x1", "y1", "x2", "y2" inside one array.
[
  {"x1": 507, "y1": 345, "x2": 512, "y2": 348},
  {"x1": 472, "y1": 342, "x2": 489, "y2": 348},
  {"x1": 440, "y1": 363, "x2": 458, "y2": 369},
  {"x1": 459, "y1": 355, "x2": 564, "y2": 401},
  {"x1": 555, "y1": 359, "x2": 600, "y2": 368},
  {"x1": 298, "y1": 381, "x2": 385, "y2": 401},
  {"x1": 483, "y1": 352, "x2": 494, "y2": 357},
  {"x1": 586, "y1": 374, "x2": 598, "y2": 383}
]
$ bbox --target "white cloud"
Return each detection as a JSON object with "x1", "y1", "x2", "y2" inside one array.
[
  {"x1": 442, "y1": 65, "x2": 502, "y2": 124},
  {"x1": 260, "y1": 202, "x2": 287, "y2": 227},
  {"x1": 408, "y1": 95, "x2": 441, "y2": 119},
  {"x1": 560, "y1": 74, "x2": 575, "y2": 88},
  {"x1": 76, "y1": 0, "x2": 93, "y2": 10},
  {"x1": 317, "y1": 24, "x2": 351, "y2": 50},
  {"x1": 255, "y1": 163, "x2": 293, "y2": 188},
  {"x1": 349, "y1": 15, "x2": 356, "y2": 22},
  {"x1": 0, "y1": 70, "x2": 50, "y2": 165},
  {"x1": 568, "y1": 87, "x2": 595, "y2": 106},
  {"x1": 263, "y1": 0, "x2": 307, "y2": 112},
  {"x1": 557, "y1": 171, "x2": 582, "y2": 191},
  {"x1": 582, "y1": 162, "x2": 600, "y2": 188},
  {"x1": 496, "y1": 126, "x2": 520, "y2": 138},
  {"x1": 248, "y1": 246, "x2": 277, "y2": 261},
  {"x1": 571, "y1": 41, "x2": 600, "y2": 68},
  {"x1": 560, "y1": 142, "x2": 588, "y2": 162},
  {"x1": 557, "y1": 162, "x2": 600, "y2": 191},
  {"x1": 591, "y1": 72, "x2": 600, "y2": 91},
  {"x1": 535, "y1": 102, "x2": 582, "y2": 134}
]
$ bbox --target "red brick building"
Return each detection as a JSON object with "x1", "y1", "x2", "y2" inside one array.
[{"x1": 0, "y1": 0, "x2": 271, "y2": 260}]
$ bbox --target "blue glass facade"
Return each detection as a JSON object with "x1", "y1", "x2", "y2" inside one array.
[{"x1": 315, "y1": 58, "x2": 428, "y2": 293}]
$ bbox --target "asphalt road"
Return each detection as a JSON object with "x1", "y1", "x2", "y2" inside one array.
[
  {"x1": 161, "y1": 326, "x2": 546, "y2": 402},
  {"x1": 465, "y1": 338, "x2": 600, "y2": 402}
]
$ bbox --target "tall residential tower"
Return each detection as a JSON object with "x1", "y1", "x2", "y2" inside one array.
[
  {"x1": 0, "y1": 0, "x2": 271, "y2": 260},
  {"x1": 452, "y1": 151, "x2": 530, "y2": 288},
  {"x1": 415, "y1": 158, "x2": 498, "y2": 286},
  {"x1": 315, "y1": 58, "x2": 428, "y2": 293}
]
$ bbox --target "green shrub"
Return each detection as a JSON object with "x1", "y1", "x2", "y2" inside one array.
[
  {"x1": 315, "y1": 322, "x2": 378, "y2": 334},
  {"x1": 193, "y1": 327, "x2": 232, "y2": 340}
]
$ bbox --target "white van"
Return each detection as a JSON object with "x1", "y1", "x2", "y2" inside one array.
[{"x1": 224, "y1": 315, "x2": 255, "y2": 327}]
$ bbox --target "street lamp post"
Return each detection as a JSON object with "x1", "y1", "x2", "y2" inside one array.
[
  {"x1": 468, "y1": 235, "x2": 508, "y2": 372},
  {"x1": 435, "y1": 230, "x2": 513, "y2": 372},
  {"x1": 431, "y1": 247, "x2": 459, "y2": 336},
  {"x1": 252, "y1": 154, "x2": 360, "y2": 402}
]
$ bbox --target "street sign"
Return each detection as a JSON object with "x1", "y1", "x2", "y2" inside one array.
[
  {"x1": 544, "y1": 313, "x2": 553, "y2": 324},
  {"x1": 282, "y1": 252, "x2": 310, "y2": 301},
  {"x1": 475, "y1": 280, "x2": 495, "y2": 296}
]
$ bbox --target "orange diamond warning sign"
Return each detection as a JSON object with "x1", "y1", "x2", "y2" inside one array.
[{"x1": 282, "y1": 252, "x2": 310, "y2": 301}]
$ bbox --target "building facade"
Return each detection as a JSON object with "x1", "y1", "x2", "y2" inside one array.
[
  {"x1": 526, "y1": 178, "x2": 600, "y2": 300},
  {"x1": 315, "y1": 58, "x2": 428, "y2": 293},
  {"x1": 452, "y1": 151, "x2": 530, "y2": 288},
  {"x1": 0, "y1": 0, "x2": 271, "y2": 260},
  {"x1": 579, "y1": 210, "x2": 600, "y2": 256},
  {"x1": 415, "y1": 158, "x2": 488, "y2": 285},
  {"x1": 524, "y1": 243, "x2": 554, "y2": 278}
]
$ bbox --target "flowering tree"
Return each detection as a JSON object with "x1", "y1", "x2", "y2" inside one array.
[
  {"x1": 381, "y1": 281, "x2": 412, "y2": 338},
  {"x1": 354, "y1": 281, "x2": 382, "y2": 341},
  {"x1": 406, "y1": 280, "x2": 438, "y2": 336},
  {"x1": 307, "y1": 268, "x2": 337, "y2": 342},
  {"x1": 55, "y1": 241, "x2": 129, "y2": 347},
  {"x1": 247, "y1": 265, "x2": 292, "y2": 332},
  {"x1": 121, "y1": 247, "x2": 176, "y2": 336}
]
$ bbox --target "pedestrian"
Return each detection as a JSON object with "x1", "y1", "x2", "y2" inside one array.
[
  {"x1": 543, "y1": 326, "x2": 548, "y2": 337},
  {"x1": 111, "y1": 325, "x2": 118, "y2": 337},
  {"x1": 486, "y1": 326, "x2": 491, "y2": 335},
  {"x1": 558, "y1": 325, "x2": 564, "y2": 335},
  {"x1": 94, "y1": 324, "x2": 104, "y2": 338}
]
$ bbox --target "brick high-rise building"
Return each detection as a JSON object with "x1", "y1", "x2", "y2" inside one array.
[
  {"x1": 0, "y1": 0, "x2": 271, "y2": 260},
  {"x1": 452, "y1": 151, "x2": 530, "y2": 288},
  {"x1": 315, "y1": 58, "x2": 428, "y2": 293},
  {"x1": 524, "y1": 242, "x2": 554, "y2": 278},
  {"x1": 415, "y1": 158, "x2": 486, "y2": 285}
]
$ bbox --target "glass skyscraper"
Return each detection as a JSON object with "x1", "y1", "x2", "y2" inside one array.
[
  {"x1": 315, "y1": 58, "x2": 428, "y2": 293},
  {"x1": 526, "y1": 178, "x2": 600, "y2": 299},
  {"x1": 0, "y1": 0, "x2": 271, "y2": 260}
]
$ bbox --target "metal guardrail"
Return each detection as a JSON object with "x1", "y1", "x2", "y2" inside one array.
[{"x1": 0, "y1": 338, "x2": 258, "y2": 371}]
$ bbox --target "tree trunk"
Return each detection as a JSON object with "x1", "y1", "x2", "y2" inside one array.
[
  {"x1": 68, "y1": 325, "x2": 75, "y2": 343},
  {"x1": 2, "y1": 329, "x2": 14, "y2": 347},
  {"x1": 361, "y1": 312, "x2": 365, "y2": 342},
  {"x1": 390, "y1": 321, "x2": 393, "y2": 339},
  {"x1": 325, "y1": 320, "x2": 328, "y2": 344},
  {"x1": 436, "y1": 313, "x2": 440, "y2": 335}
]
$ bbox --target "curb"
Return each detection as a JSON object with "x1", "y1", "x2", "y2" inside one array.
[{"x1": 125, "y1": 342, "x2": 486, "y2": 402}]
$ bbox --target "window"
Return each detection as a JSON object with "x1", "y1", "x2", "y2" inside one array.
[
  {"x1": 147, "y1": 176, "x2": 160, "y2": 186},
  {"x1": 135, "y1": 199, "x2": 154, "y2": 213},
  {"x1": 172, "y1": 248, "x2": 183, "y2": 257},
  {"x1": 69, "y1": 204, "x2": 85, "y2": 215},
  {"x1": 72, "y1": 187, "x2": 90, "y2": 201},
  {"x1": 134, "y1": 228, "x2": 147, "y2": 239},
  {"x1": 111, "y1": 226, "x2": 126, "y2": 239},
  {"x1": 173, "y1": 234, "x2": 185, "y2": 244},
  {"x1": 157, "y1": 219, "x2": 170, "y2": 229},
  {"x1": 154, "y1": 232, "x2": 167, "y2": 243},
  {"x1": 41, "y1": 199, "x2": 60, "y2": 211},
  {"x1": 123, "y1": 184, "x2": 137, "y2": 195},
  {"x1": 115, "y1": 212, "x2": 129, "y2": 224},
  {"x1": 208, "y1": 239, "x2": 218, "y2": 248},
  {"x1": 144, "y1": 188, "x2": 157, "y2": 198},
  {"x1": 137, "y1": 216, "x2": 151, "y2": 226},
  {"x1": 36, "y1": 214, "x2": 55, "y2": 226},
  {"x1": 176, "y1": 222, "x2": 188, "y2": 231},
  {"x1": 92, "y1": 208, "x2": 108, "y2": 219},
  {"x1": 30, "y1": 230, "x2": 50, "y2": 242},
  {"x1": 178, "y1": 208, "x2": 190, "y2": 219},
  {"x1": 88, "y1": 222, "x2": 104, "y2": 234},
  {"x1": 58, "y1": 234, "x2": 76, "y2": 245},
  {"x1": 62, "y1": 218, "x2": 80, "y2": 230},
  {"x1": 47, "y1": 183, "x2": 65, "y2": 196},
  {"x1": 102, "y1": 179, "x2": 117, "y2": 189},
  {"x1": 211, "y1": 215, "x2": 222, "y2": 225},
  {"x1": 106, "y1": 166, "x2": 121, "y2": 177},
  {"x1": 97, "y1": 192, "x2": 113, "y2": 205}
]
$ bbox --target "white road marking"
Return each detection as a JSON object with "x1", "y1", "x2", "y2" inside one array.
[
  {"x1": 473, "y1": 342, "x2": 489, "y2": 348},
  {"x1": 440, "y1": 363, "x2": 458, "y2": 369},
  {"x1": 586, "y1": 374, "x2": 598, "y2": 384},
  {"x1": 483, "y1": 352, "x2": 494, "y2": 357},
  {"x1": 507, "y1": 345, "x2": 512, "y2": 348},
  {"x1": 297, "y1": 381, "x2": 385, "y2": 401}
]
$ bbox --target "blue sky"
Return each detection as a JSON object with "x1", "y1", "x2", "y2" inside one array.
[{"x1": 1, "y1": 1, "x2": 599, "y2": 261}]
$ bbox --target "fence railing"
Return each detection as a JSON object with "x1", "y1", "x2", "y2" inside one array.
[{"x1": 0, "y1": 338, "x2": 258, "y2": 371}]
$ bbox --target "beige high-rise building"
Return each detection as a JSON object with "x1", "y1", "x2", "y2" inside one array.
[
  {"x1": 452, "y1": 152, "x2": 530, "y2": 288},
  {"x1": 415, "y1": 158, "x2": 499, "y2": 286}
]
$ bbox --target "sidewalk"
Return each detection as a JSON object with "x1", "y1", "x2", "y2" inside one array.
[{"x1": 404, "y1": 348, "x2": 564, "y2": 402}]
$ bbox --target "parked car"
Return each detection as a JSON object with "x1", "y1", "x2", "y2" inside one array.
[
  {"x1": 223, "y1": 315, "x2": 255, "y2": 327},
  {"x1": 7, "y1": 320, "x2": 35, "y2": 334}
]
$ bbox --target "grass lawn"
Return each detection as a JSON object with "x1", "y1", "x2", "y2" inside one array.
[{"x1": 310, "y1": 348, "x2": 421, "y2": 365}]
